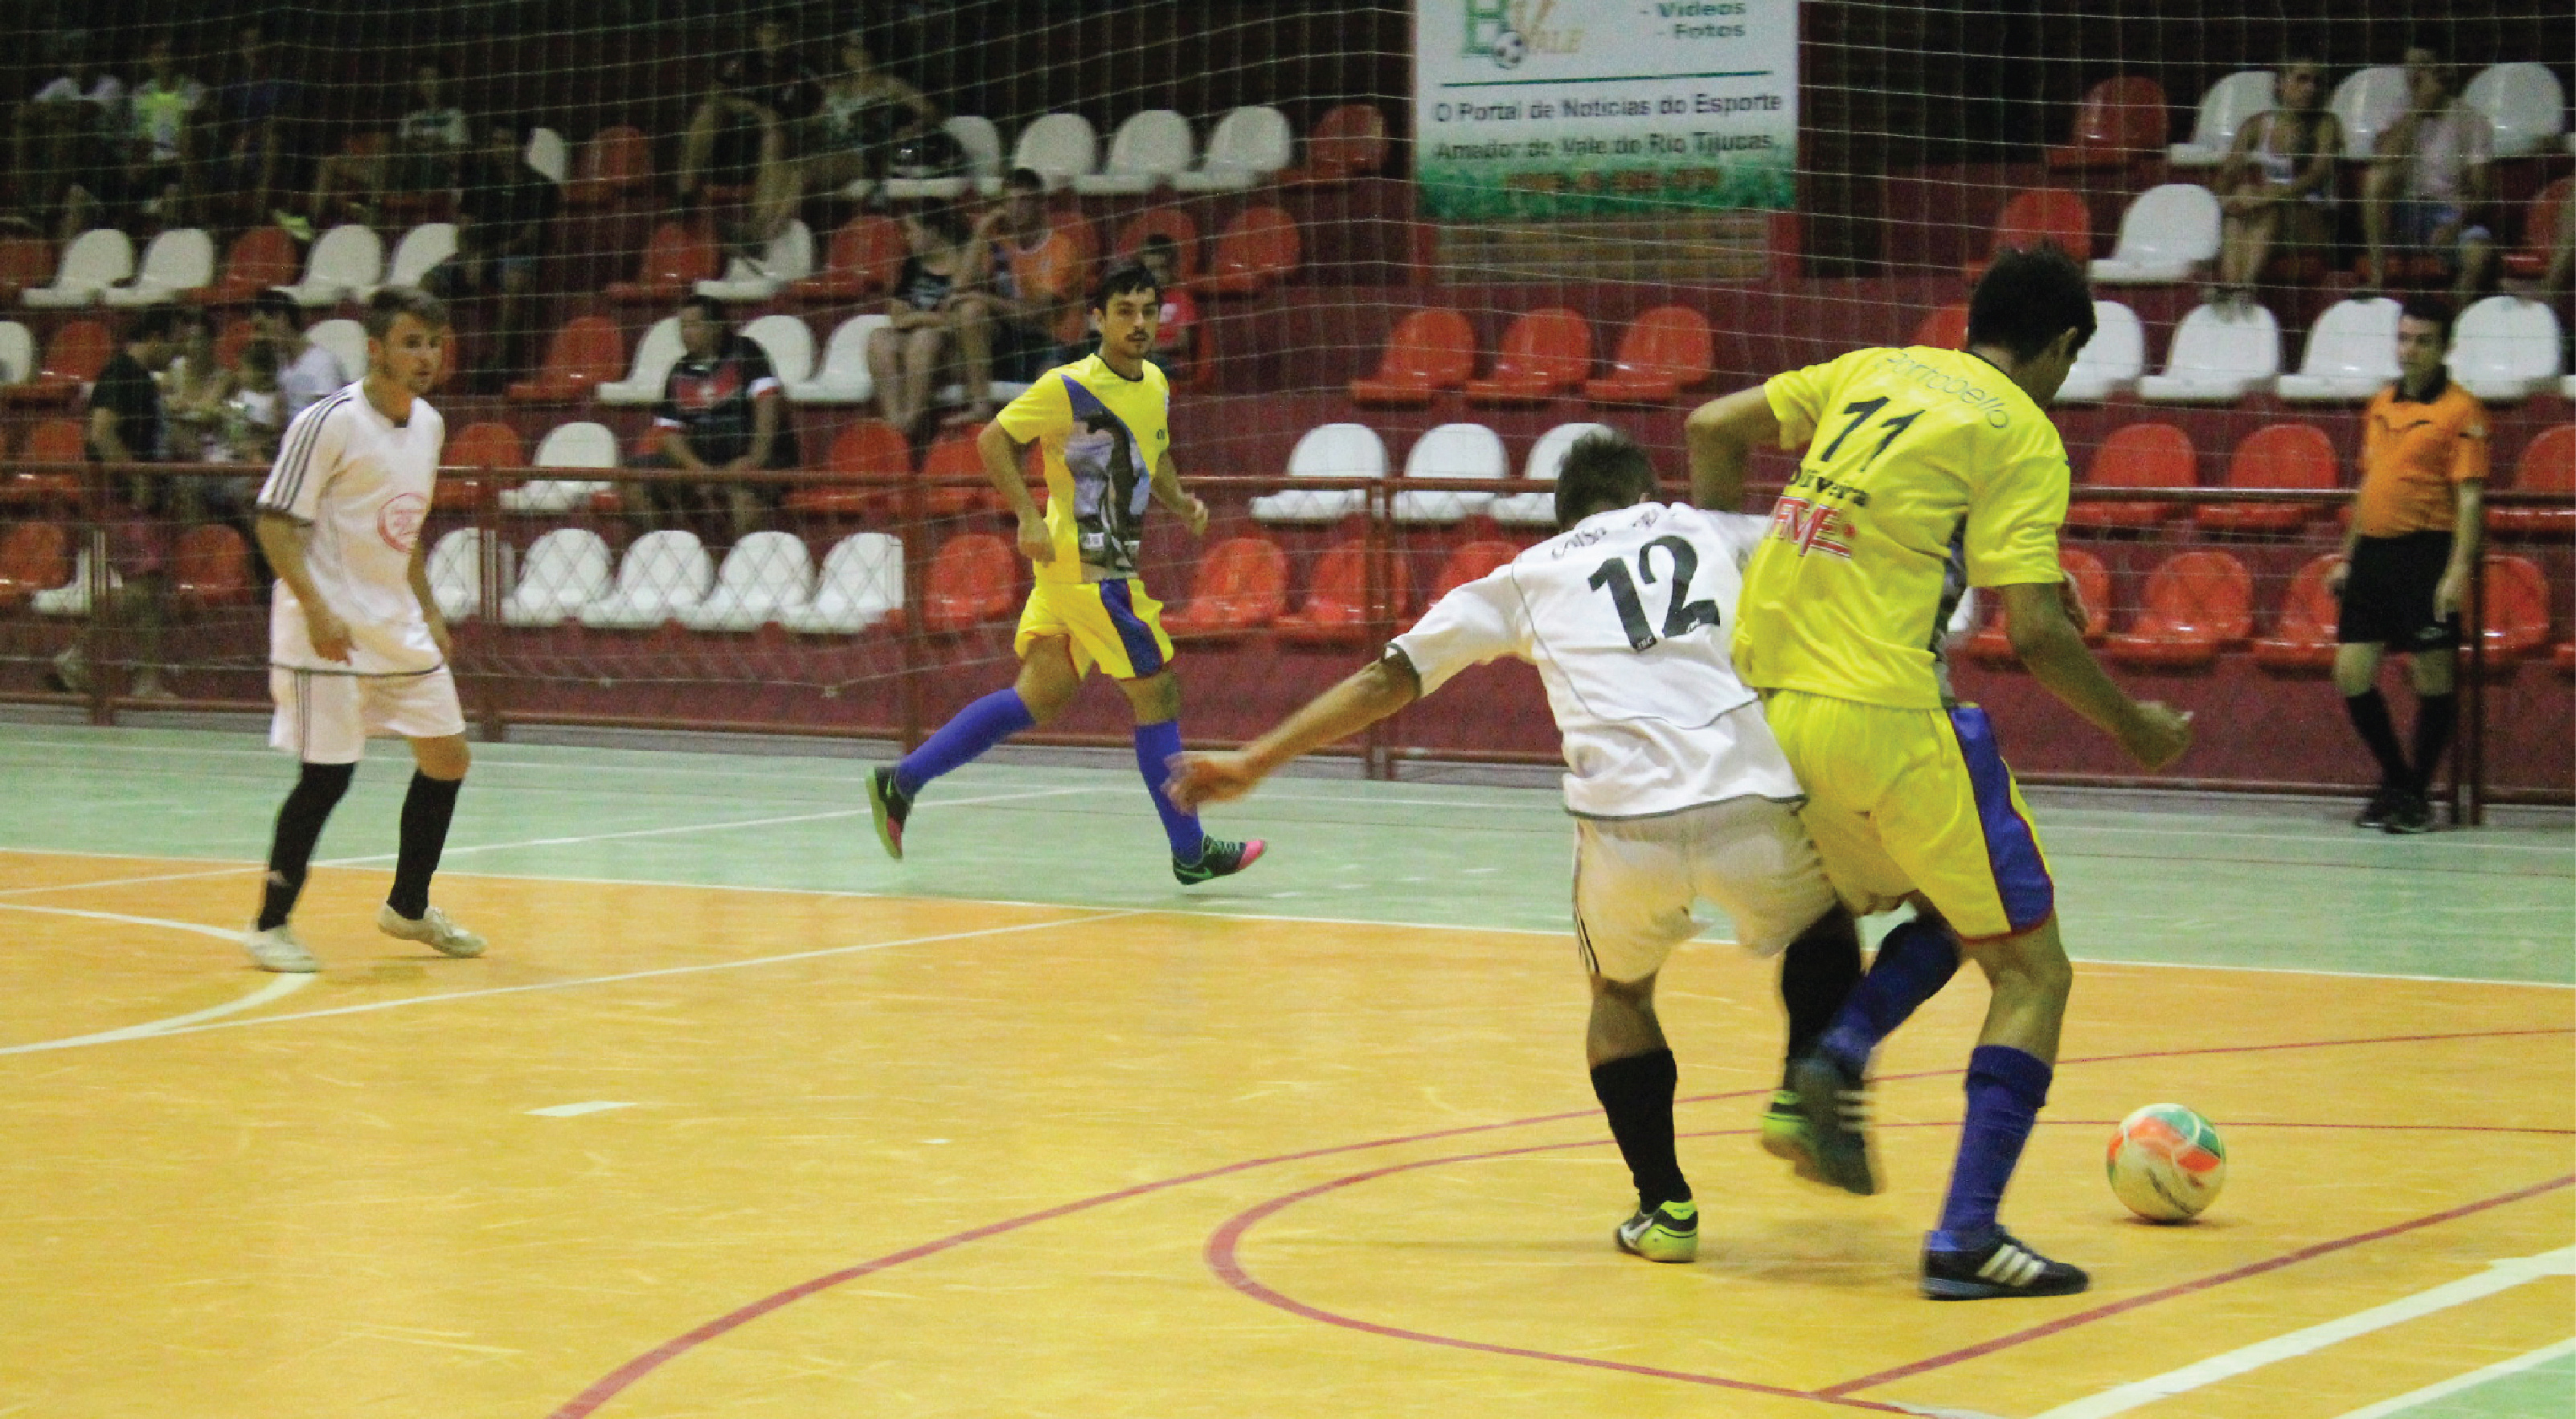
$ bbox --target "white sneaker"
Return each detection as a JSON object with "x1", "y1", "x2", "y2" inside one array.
[
  {"x1": 243, "y1": 924, "x2": 319, "y2": 973},
  {"x1": 377, "y1": 904, "x2": 487, "y2": 958}
]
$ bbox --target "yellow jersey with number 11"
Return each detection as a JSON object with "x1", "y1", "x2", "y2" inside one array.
[{"x1": 1730, "y1": 346, "x2": 2073, "y2": 711}]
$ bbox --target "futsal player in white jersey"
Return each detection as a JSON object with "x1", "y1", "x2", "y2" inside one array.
[
  {"x1": 240, "y1": 288, "x2": 486, "y2": 974},
  {"x1": 1170, "y1": 429, "x2": 1862, "y2": 1264}
]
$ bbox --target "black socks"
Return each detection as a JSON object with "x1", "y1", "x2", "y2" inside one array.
[
  {"x1": 2344, "y1": 688, "x2": 2410, "y2": 789},
  {"x1": 2410, "y1": 692, "x2": 2456, "y2": 796},
  {"x1": 387, "y1": 771, "x2": 463, "y2": 920},
  {"x1": 1777, "y1": 910, "x2": 1863, "y2": 1075},
  {"x1": 257, "y1": 761, "x2": 355, "y2": 931},
  {"x1": 1590, "y1": 1048, "x2": 1689, "y2": 1208}
]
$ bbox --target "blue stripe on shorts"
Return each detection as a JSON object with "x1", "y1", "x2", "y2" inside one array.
[
  {"x1": 1947, "y1": 705, "x2": 2054, "y2": 933},
  {"x1": 1099, "y1": 578, "x2": 1165, "y2": 677}
]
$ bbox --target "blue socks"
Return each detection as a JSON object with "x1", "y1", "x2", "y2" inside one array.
[
  {"x1": 1132, "y1": 719, "x2": 1205, "y2": 859},
  {"x1": 1816, "y1": 915, "x2": 1961, "y2": 1072},
  {"x1": 1931, "y1": 1044, "x2": 2054, "y2": 1250},
  {"x1": 894, "y1": 687, "x2": 1035, "y2": 797}
]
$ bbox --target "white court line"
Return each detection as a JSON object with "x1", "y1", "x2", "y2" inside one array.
[
  {"x1": 2033, "y1": 1247, "x2": 2576, "y2": 1419},
  {"x1": 0, "y1": 903, "x2": 317, "y2": 1055},
  {"x1": 526, "y1": 1101, "x2": 639, "y2": 1118},
  {"x1": 2327, "y1": 1337, "x2": 2576, "y2": 1419}
]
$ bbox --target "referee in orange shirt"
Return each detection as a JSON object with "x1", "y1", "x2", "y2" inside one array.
[{"x1": 2331, "y1": 294, "x2": 2486, "y2": 834}]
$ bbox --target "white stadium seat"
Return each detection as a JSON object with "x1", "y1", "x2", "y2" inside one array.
[
  {"x1": 2088, "y1": 184, "x2": 2220, "y2": 285},
  {"x1": 31, "y1": 548, "x2": 117, "y2": 616},
  {"x1": 1391, "y1": 422, "x2": 1506, "y2": 524},
  {"x1": 2329, "y1": 66, "x2": 2409, "y2": 158},
  {"x1": 995, "y1": 113, "x2": 1098, "y2": 193},
  {"x1": 697, "y1": 219, "x2": 814, "y2": 301},
  {"x1": 307, "y1": 319, "x2": 368, "y2": 380},
  {"x1": 784, "y1": 532, "x2": 904, "y2": 634},
  {"x1": 427, "y1": 527, "x2": 506, "y2": 622},
  {"x1": 739, "y1": 314, "x2": 815, "y2": 387},
  {"x1": 597, "y1": 317, "x2": 683, "y2": 405},
  {"x1": 2055, "y1": 300, "x2": 2146, "y2": 404},
  {"x1": 1493, "y1": 422, "x2": 1608, "y2": 527},
  {"x1": 786, "y1": 314, "x2": 888, "y2": 404},
  {"x1": 2168, "y1": 71, "x2": 2274, "y2": 167},
  {"x1": 279, "y1": 224, "x2": 383, "y2": 308},
  {"x1": 501, "y1": 420, "x2": 618, "y2": 513},
  {"x1": 1172, "y1": 105, "x2": 1292, "y2": 192},
  {"x1": 100, "y1": 228, "x2": 214, "y2": 306},
  {"x1": 2137, "y1": 302, "x2": 2280, "y2": 404},
  {"x1": 2447, "y1": 297, "x2": 2564, "y2": 403},
  {"x1": 681, "y1": 531, "x2": 815, "y2": 631},
  {"x1": 0, "y1": 321, "x2": 34, "y2": 388},
  {"x1": 502, "y1": 528, "x2": 612, "y2": 627},
  {"x1": 1250, "y1": 423, "x2": 1384, "y2": 523},
  {"x1": 371, "y1": 223, "x2": 457, "y2": 297},
  {"x1": 884, "y1": 117, "x2": 1001, "y2": 202},
  {"x1": 1075, "y1": 110, "x2": 1194, "y2": 195},
  {"x1": 2275, "y1": 298, "x2": 2402, "y2": 403},
  {"x1": 2463, "y1": 62, "x2": 2566, "y2": 159},
  {"x1": 22, "y1": 228, "x2": 133, "y2": 309},
  {"x1": 581, "y1": 529, "x2": 714, "y2": 630},
  {"x1": 525, "y1": 126, "x2": 570, "y2": 184}
]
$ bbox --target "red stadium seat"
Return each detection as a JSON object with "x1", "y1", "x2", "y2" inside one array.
[
  {"x1": 2473, "y1": 556, "x2": 2552, "y2": 663},
  {"x1": 1276, "y1": 541, "x2": 1414, "y2": 645},
  {"x1": 2067, "y1": 423, "x2": 2197, "y2": 531},
  {"x1": 2554, "y1": 641, "x2": 2574, "y2": 675},
  {"x1": 1281, "y1": 103, "x2": 1389, "y2": 187},
  {"x1": 1349, "y1": 309, "x2": 1476, "y2": 407},
  {"x1": 919, "y1": 429, "x2": 1006, "y2": 518},
  {"x1": 1204, "y1": 207, "x2": 1299, "y2": 297},
  {"x1": 1584, "y1": 306, "x2": 1713, "y2": 404},
  {"x1": 213, "y1": 318, "x2": 256, "y2": 369},
  {"x1": 2489, "y1": 424, "x2": 2573, "y2": 535},
  {"x1": 437, "y1": 420, "x2": 523, "y2": 511},
  {"x1": 2, "y1": 320, "x2": 112, "y2": 406},
  {"x1": 2046, "y1": 76, "x2": 2170, "y2": 169},
  {"x1": 172, "y1": 524, "x2": 254, "y2": 609},
  {"x1": 790, "y1": 215, "x2": 906, "y2": 302},
  {"x1": 1966, "y1": 547, "x2": 2111, "y2": 663},
  {"x1": 1431, "y1": 539, "x2": 1519, "y2": 601},
  {"x1": 1464, "y1": 308, "x2": 1592, "y2": 404},
  {"x1": 0, "y1": 236, "x2": 58, "y2": 302},
  {"x1": 2501, "y1": 177, "x2": 2570, "y2": 280},
  {"x1": 1967, "y1": 189, "x2": 2094, "y2": 278},
  {"x1": 786, "y1": 420, "x2": 913, "y2": 515},
  {"x1": 508, "y1": 316, "x2": 625, "y2": 403},
  {"x1": 1911, "y1": 302, "x2": 1969, "y2": 351},
  {"x1": 2196, "y1": 423, "x2": 2339, "y2": 534},
  {"x1": 1162, "y1": 536, "x2": 1288, "y2": 639},
  {"x1": 0, "y1": 520, "x2": 68, "y2": 606},
  {"x1": 0, "y1": 418, "x2": 88, "y2": 505},
  {"x1": 567, "y1": 125, "x2": 652, "y2": 208},
  {"x1": 920, "y1": 533, "x2": 1018, "y2": 634},
  {"x1": 190, "y1": 225, "x2": 296, "y2": 310},
  {"x1": 1114, "y1": 207, "x2": 1202, "y2": 281},
  {"x1": 2105, "y1": 550, "x2": 2254, "y2": 668},
  {"x1": 2251, "y1": 555, "x2": 2347, "y2": 670},
  {"x1": 607, "y1": 222, "x2": 719, "y2": 305}
]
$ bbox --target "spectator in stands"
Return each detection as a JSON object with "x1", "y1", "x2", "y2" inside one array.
[
  {"x1": 626, "y1": 294, "x2": 799, "y2": 537},
  {"x1": 798, "y1": 30, "x2": 940, "y2": 202},
  {"x1": 2330, "y1": 295, "x2": 2485, "y2": 835},
  {"x1": 426, "y1": 115, "x2": 560, "y2": 386},
  {"x1": 12, "y1": 29, "x2": 123, "y2": 238},
  {"x1": 676, "y1": 14, "x2": 822, "y2": 263},
  {"x1": 298, "y1": 59, "x2": 466, "y2": 231},
  {"x1": 55, "y1": 306, "x2": 187, "y2": 699},
  {"x1": 977, "y1": 166, "x2": 1085, "y2": 382},
  {"x1": 251, "y1": 289, "x2": 355, "y2": 420},
  {"x1": 870, "y1": 202, "x2": 995, "y2": 437},
  {"x1": 117, "y1": 32, "x2": 204, "y2": 224},
  {"x1": 211, "y1": 23, "x2": 300, "y2": 223},
  {"x1": 2361, "y1": 44, "x2": 2496, "y2": 301},
  {"x1": 1137, "y1": 234, "x2": 1198, "y2": 374},
  {"x1": 2210, "y1": 55, "x2": 2343, "y2": 310},
  {"x1": 166, "y1": 310, "x2": 235, "y2": 459}
]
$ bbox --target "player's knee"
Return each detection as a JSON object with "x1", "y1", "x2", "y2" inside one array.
[
  {"x1": 415, "y1": 735, "x2": 470, "y2": 781},
  {"x1": 1124, "y1": 672, "x2": 1180, "y2": 722},
  {"x1": 1589, "y1": 970, "x2": 1657, "y2": 1010},
  {"x1": 2410, "y1": 650, "x2": 2455, "y2": 695}
]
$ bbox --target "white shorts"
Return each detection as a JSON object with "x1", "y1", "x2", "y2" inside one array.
[
  {"x1": 268, "y1": 665, "x2": 466, "y2": 765},
  {"x1": 1571, "y1": 796, "x2": 1839, "y2": 983}
]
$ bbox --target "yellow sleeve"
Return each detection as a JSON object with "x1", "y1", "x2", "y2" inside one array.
[
  {"x1": 993, "y1": 372, "x2": 1071, "y2": 445},
  {"x1": 1964, "y1": 422, "x2": 2071, "y2": 587},
  {"x1": 1763, "y1": 348, "x2": 1869, "y2": 449}
]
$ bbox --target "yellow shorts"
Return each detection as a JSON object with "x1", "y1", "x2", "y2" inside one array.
[
  {"x1": 1761, "y1": 689, "x2": 2056, "y2": 941},
  {"x1": 1014, "y1": 578, "x2": 1176, "y2": 681}
]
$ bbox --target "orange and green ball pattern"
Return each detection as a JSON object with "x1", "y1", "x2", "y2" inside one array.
[{"x1": 2107, "y1": 1102, "x2": 2228, "y2": 1221}]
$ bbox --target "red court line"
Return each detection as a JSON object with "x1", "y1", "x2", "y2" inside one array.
[{"x1": 548, "y1": 1023, "x2": 2571, "y2": 1417}]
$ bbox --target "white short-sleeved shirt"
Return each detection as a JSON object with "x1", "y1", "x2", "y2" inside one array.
[
  {"x1": 2406, "y1": 103, "x2": 2494, "y2": 204},
  {"x1": 280, "y1": 341, "x2": 352, "y2": 422},
  {"x1": 1390, "y1": 502, "x2": 1803, "y2": 819},
  {"x1": 256, "y1": 385, "x2": 445, "y2": 675}
]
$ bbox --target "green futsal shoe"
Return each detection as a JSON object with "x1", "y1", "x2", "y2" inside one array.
[
  {"x1": 1614, "y1": 1198, "x2": 1699, "y2": 1264},
  {"x1": 1761, "y1": 1089, "x2": 1826, "y2": 1183}
]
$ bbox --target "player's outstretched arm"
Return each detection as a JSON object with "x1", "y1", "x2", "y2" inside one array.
[
  {"x1": 1683, "y1": 385, "x2": 1782, "y2": 512},
  {"x1": 1997, "y1": 581, "x2": 2192, "y2": 769},
  {"x1": 976, "y1": 419, "x2": 1050, "y2": 562},
  {"x1": 1168, "y1": 652, "x2": 1423, "y2": 809}
]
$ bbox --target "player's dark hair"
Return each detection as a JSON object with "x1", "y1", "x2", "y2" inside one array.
[
  {"x1": 127, "y1": 306, "x2": 185, "y2": 343},
  {"x1": 1091, "y1": 260, "x2": 1161, "y2": 314},
  {"x1": 1554, "y1": 428, "x2": 1658, "y2": 530},
  {"x1": 252, "y1": 288, "x2": 301, "y2": 325},
  {"x1": 677, "y1": 292, "x2": 726, "y2": 323},
  {"x1": 1966, "y1": 245, "x2": 2097, "y2": 362},
  {"x1": 1004, "y1": 166, "x2": 1046, "y2": 194},
  {"x1": 362, "y1": 286, "x2": 450, "y2": 338},
  {"x1": 2398, "y1": 293, "x2": 2455, "y2": 344}
]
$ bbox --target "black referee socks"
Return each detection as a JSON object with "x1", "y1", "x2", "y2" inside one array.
[{"x1": 256, "y1": 761, "x2": 356, "y2": 931}]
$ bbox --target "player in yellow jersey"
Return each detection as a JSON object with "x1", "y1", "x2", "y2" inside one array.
[
  {"x1": 1685, "y1": 248, "x2": 2193, "y2": 1299},
  {"x1": 866, "y1": 261, "x2": 1263, "y2": 884}
]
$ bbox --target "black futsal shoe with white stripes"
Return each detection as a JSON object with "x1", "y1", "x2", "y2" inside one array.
[
  {"x1": 1920, "y1": 1229, "x2": 2091, "y2": 1300},
  {"x1": 1785, "y1": 1052, "x2": 1878, "y2": 1195}
]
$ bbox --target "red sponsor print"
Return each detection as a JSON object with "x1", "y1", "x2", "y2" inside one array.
[{"x1": 379, "y1": 491, "x2": 429, "y2": 552}]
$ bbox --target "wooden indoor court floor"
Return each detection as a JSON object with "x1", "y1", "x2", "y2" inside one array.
[{"x1": 0, "y1": 724, "x2": 2570, "y2": 1419}]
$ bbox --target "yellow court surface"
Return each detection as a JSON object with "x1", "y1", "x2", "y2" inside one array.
[{"x1": 0, "y1": 730, "x2": 2570, "y2": 1419}]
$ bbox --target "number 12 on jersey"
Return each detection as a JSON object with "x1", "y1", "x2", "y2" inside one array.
[{"x1": 1587, "y1": 535, "x2": 1721, "y2": 652}]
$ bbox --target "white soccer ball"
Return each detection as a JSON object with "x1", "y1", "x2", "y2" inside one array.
[{"x1": 1492, "y1": 29, "x2": 1527, "y2": 68}]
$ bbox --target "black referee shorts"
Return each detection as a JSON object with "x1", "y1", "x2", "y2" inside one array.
[{"x1": 2336, "y1": 531, "x2": 2458, "y2": 652}]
